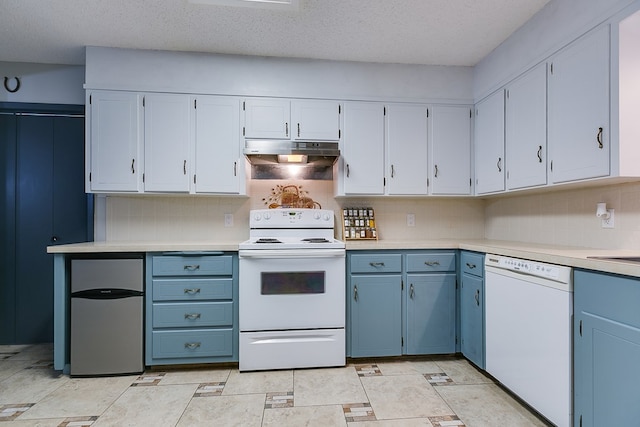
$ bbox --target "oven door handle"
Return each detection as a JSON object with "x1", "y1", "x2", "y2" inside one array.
[{"x1": 239, "y1": 249, "x2": 345, "y2": 259}]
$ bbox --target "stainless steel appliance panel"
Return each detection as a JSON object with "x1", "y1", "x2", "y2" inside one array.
[{"x1": 70, "y1": 258, "x2": 144, "y2": 376}]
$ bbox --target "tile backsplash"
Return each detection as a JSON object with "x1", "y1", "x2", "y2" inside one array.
[
  {"x1": 104, "y1": 180, "x2": 485, "y2": 242},
  {"x1": 484, "y1": 181, "x2": 640, "y2": 250},
  {"x1": 103, "y1": 180, "x2": 640, "y2": 250}
]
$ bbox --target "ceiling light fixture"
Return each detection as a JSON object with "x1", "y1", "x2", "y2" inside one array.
[{"x1": 187, "y1": 0, "x2": 299, "y2": 11}]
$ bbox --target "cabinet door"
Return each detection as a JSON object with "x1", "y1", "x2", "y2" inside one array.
[
  {"x1": 291, "y1": 100, "x2": 340, "y2": 141},
  {"x1": 349, "y1": 274, "x2": 402, "y2": 357},
  {"x1": 193, "y1": 96, "x2": 242, "y2": 194},
  {"x1": 386, "y1": 104, "x2": 428, "y2": 195},
  {"x1": 144, "y1": 93, "x2": 191, "y2": 192},
  {"x1": 243, "y1": 98, "x2": 290, "y2": 139},
  {"x1": 474, "y1": 90, "x2": 505, "y2": 194},
  {"x1": 430, "y1": 105, "x2": 472, "y2": 195},
  {"x1": 88, "y1": 91, "x2": 142, "y2": 192},
  {"x1": 549, "y1": 25, "x2": 610, "y2": 184},
  {"x1": 460, "y1": 273, "x2": 484, "y2": 368},
  {"x1": 574, "y1": 270, "x2": 640, "y2": 427},
  {"x1": 341, "y1": 102, "x2": 385, "y2": 195},
  {"x1": 405, "y1": 273, "x2": 456, "y2": 355},
  {"x1": 505, "y1": 63, "x2": 548, "y2": 190}
]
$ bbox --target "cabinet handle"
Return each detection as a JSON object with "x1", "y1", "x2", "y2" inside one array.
[
  {"x1": 233, "y1": 161, "x2": 237, "y2": 177},
  {"x1": 369, "y1": 262, "x2": 385, "y2": 267},
  {"x1": 475, "y1": 289, "x2": 480, "y2": 306},
  {"x1": 183, "y1": 265, "x2": 200, "y2": 271},
  {"x1": 297, "y1": 123, "x2": 301, "y2": 137},
  {"x1": 497, "y1": 157, "x2": 502, "y2": 172},
  {"x1": 466, "y1": 262, "x2": 476, "y2": 269},
  {"x1": 131, "y1": 158, "x2": 135, "y2": 174},
  {"x1": 424, "y1": 261, "x2": 440, "y2": 266},
  {"x1": 537, "y1": 146, "x2": 543, "y2": 163},
  {"x1": 285, "y1": 122, "x2": 289, "y2": 137},
  {"x1": 346, "y1": 164, "x2": 350, "y2": 178},
  {"x1": 354, "y1": 285, "x2": 358, "y2": 302},
  {"x1": 434, "y1": 164, "x2": 438, "y2": 178},
  {"x1": 184, "y1": 342, "x2": 201, "y2": 350},
  {"x1": 409, "y1": 283, "x2": 415, "y2": 299},
  {"x1": 51, "y1": 236, "x2": 58, "y2": 243},
  {"x1": 184, "y1": 288, "x2": 201, "y2": 294},
  {"x1": 597, "y1": 127, "x2": 603, "y2": 149},
  {"x1": 184, "y1": 313, "x2": 201, "y2": 320},
  {"x1": 183, "y1": 160, "x2": 187, "y2": 175},
  {"x1": 391, "y1": 164, "x2": 395, "y2": 178}
]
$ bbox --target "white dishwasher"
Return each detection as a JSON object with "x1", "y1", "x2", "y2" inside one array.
[{"x1": 485, "y1": 254, "x2": 572, "y2": 427}]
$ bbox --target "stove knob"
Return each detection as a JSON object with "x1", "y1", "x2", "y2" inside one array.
[
  {"x1": 313, "y1": 212, "x2": 321, "y2": 220},
  {"x1": 323, "y1": 213, "x2": 332, "y2": 221},
  {"x1": 263, "y1": 212, "x2": 271, "y2": 220},
  {"x1": 253, "y1": 213, "x2": 262, "y2": 221}
]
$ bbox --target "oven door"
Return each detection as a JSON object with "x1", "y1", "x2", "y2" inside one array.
[{"x1": 239, "y1": 248, "x2": 345, "y2": 331}]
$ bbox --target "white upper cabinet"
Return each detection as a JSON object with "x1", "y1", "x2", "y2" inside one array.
[
  {"x1": 386, "y1": 104, "x2": 429, "y2": 195},
  {"x1": 143, "y1": 93, "x2": 191, "y2": 192},
  {"x1": 474, "y1": 90, "x2": 505, "y2": 195},
  {"x1": 243, "y1": 98, "x2": 340, "y2": 141},
  {"x1": 505, "y1": 62, "x2": 548, "y2": 190},
  {"x1": 243, "y1": 98, "x2": 290, "y2": 139},
  {"x1": 548, "y1": 24, "x2": 610, "y2": 184},
  {"x1": 339, "y1": 102, "x2": 385, "y2": 195},
  {"x1": 430, "y1": 105, "x2": 472, "y2": 195},
  {"x1": 291, "y1": 100, "x2": 341, "y2": 141},
  {"x1": 87, "y1": 90, "x2": 143, "y2": 192},
  {"x1": 192, "y1": 96, "x2": 243, "y2": 194}
]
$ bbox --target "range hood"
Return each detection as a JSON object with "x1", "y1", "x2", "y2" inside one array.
[{"x1": 243, "y1": 140, "x2": 340, "y2": 166}]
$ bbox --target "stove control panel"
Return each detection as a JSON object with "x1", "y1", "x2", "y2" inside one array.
[{"x1": 250, "y1": 209, "x2": 334, "y2": 229}]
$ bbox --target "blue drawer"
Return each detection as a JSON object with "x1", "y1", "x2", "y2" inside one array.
[
  {"x1": 406, "y1": 252, "x2": 456, "y2": 272},
  {"x1": 152, "y1": 278, "x2": 233, "y2": 301},
  {"x1": 152, "y1": 329, "x2": 233, "y2": 359},
  {"x1": 152, "y1": 255, "x2": 233, "y2": 276},
  {"x1": 153, "y1": 302, "x2": 233, "y2": 328},
  {"x1": 350, "y1": 254, "x2": 402, "y2": 273},
  {"x1": 461, "y1": 251, "x2": 484, "y2": 277}
]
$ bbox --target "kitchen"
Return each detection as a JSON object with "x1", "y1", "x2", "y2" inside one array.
[{"x1": 2, "y1": 0, "x2": 640, "y2": 425}]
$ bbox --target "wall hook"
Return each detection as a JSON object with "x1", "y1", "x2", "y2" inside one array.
[{"x1": 4, "y1": 76, "x2": 21, "y2": 93}]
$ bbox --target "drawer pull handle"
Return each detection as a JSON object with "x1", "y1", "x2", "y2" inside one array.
[
  {"x1": 184, "y1": 265, "x2": 200, "y2": 271},
  {"x1": 184, "y1": 288, "x2": 201, "y2": 295},
  {"x1": 466, "y1": 262, "x2": 476, "y2": 269},
  {"x1": 369, "y1": 262, "x2": 385, "y2": 267},
  {"x1": 184, "y1": 342, "x2": 201, "y2": 350},
  {"x1": 184, "y1": 313, "x2": 201, "y2": 320},
  {"x1": 424, "y1": 261, "x2": 440, "y2": 266}
]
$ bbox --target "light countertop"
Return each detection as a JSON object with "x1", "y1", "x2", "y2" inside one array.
[{"x1": 48, "y1": 238, "x2": 640, "y2": 278}]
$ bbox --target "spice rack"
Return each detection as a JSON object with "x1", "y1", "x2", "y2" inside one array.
[{"x1": 342, "y1": 207, "x2": 378, "y2": 240}]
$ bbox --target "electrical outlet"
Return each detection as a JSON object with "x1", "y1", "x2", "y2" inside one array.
[
  {"x1": 224, "y1": 213, "x2": 234, "y2": 227},
  {"x1": 407, "y1": 213, "x2": 416, "y2": 227},
  {"x1": 601, "y1": 209, "x2": 614, "y2": 228}
]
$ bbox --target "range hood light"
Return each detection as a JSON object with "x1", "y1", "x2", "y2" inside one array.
[{"x1": 278, "y1": 154, "x2": 308, "y2": 163}]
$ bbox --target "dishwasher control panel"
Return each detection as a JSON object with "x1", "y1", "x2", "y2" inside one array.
[{"x1": 485, "y1": 254, "x2": 572, "y2": 284}]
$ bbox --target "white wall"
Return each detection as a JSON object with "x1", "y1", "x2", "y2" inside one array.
[
  {"x1": 0, "y1": 61, "x2": 85, "y2": 104},
  {"x1": 85, "y1": 47, "x2": 474, "y2": 104},
  {"x1": 473, "y1": 0, "x2": 639, "y2": 100}
]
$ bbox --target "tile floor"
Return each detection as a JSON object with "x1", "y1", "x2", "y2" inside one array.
[{"x1": 0, "y1": 344, "x2": 550, "y2": 426}]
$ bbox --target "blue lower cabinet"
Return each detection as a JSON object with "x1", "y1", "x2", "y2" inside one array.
[
  {"x1": 574, "y1": 270, "x2": 640, "y2": 427},
  {"x1": 349, "y1": 274, "x2": 402, "y2": 357},
  {"x1": 460, "y1": 251, "x2": 485, "y2": 368},
  {"x1": 405, "y1": 273, "x2": 456, "y2": 354},
  {"x1": 146, "y1": 252, "x2": 238, "y2": 366},
  {"x1": 347, "y1": 250, "x2": 457, "y2": 358}
]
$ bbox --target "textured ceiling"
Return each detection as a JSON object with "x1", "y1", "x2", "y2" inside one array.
[{"x1": 0, "y1": 0, "x2": 549, "y2": 66}]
